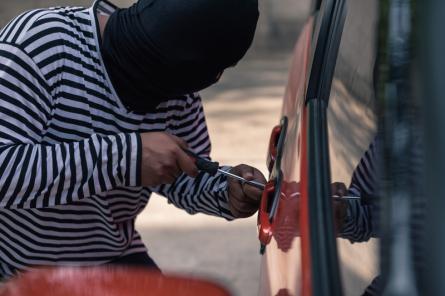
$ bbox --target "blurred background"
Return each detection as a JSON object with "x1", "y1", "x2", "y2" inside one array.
[{"x1": 0, "y1": 1, "x2": 377, "y2": 295}]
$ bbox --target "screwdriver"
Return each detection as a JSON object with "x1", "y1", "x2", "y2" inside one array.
[
  {"x1": 185, "y1": 149, "x2": 374, "y2": 201},
  {"x1": 333, "y1": 194, "x2": 373, "y2": 205},
  {"x1": 185, "y1": 149, "x2": 266, "y2": 190}
]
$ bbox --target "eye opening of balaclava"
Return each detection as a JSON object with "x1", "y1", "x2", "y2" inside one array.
[{"x1": 101, "y1": 0, "x2": 259, "y2": 113}]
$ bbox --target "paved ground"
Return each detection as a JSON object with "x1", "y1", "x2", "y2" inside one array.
[{"x1": 136, "y1": 51, "x2": 290, "y2": 296}]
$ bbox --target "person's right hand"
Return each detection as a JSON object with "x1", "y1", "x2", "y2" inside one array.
[{"x1": 140, "y1": 132, "x2": 198, "y2": 187}]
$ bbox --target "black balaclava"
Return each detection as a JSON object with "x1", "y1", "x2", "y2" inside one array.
[{"x1": 101, "y1": 0, "x2": 259, "y2": 113}]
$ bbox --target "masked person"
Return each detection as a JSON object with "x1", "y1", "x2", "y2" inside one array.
[{"x1": 0, "y1": 0, "x2": 264, "y2": 279}]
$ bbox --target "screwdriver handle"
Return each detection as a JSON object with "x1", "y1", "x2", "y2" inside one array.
[
  {"x1": 184, "y1": 149, "x2": 266, "y2": 190},
  {"x1": 184, "y1": 149, "x2": 219, "y2": 176},
  {"x1": 196, "y1": 158, "x2": 219, "y2": 176}
]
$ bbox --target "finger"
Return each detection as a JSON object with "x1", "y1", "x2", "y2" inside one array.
[
  {"x1": 234, "y1": 165, "x2": 267, "y2": 184},
  {"x1": 332, "y1": 182, "x2": 347, "y2": 196},
  {"x1": 228, "y1": 165, "x2": 264, "y2": 203},
  {"x1": 228, "y1": 184, "x2": 260, "y2": 219},
  {"x1": 229, "y1": 200, "x2": 258, "y2": 218},
  {"x1": 161, "y1": 160, "x2": 181, "y2": 177},
  {"x1": 253, "y1": 169, "x2": 267, "y2": 183},
  {"x1": 228, "y1": 177, "x2": 261, "y2": 218},
  {"x1": 231, "y1": 199, "x2": 259, "y2": 214},
  {"x1": 228, "y1": 178, "x2": 261, "y2": 209},
  {"x1": 240, "y1": 165, "x2": 255, "y2": 181},
  {"x1": 229, "y1": 164, "x2": 249, "y2": 176},
  {"x1": 242, "y1": 185, "x2": 263, "y2": 205},
  {"x1": 228, "y1": 179, "x2": 245, "y2": 201},
  {"x1": 241, "y1": 168, "x2": 266, "y2": 203},
  {"x1": 176, "y1": 148, "x2": 199, "y2": 177},
  {"x1": 169, "y1": 135, "x2": 198, "y2": 165},
  {"x1": 229, "y1": 185, "x2": 259, "y2": 207},
  {"x1": 170, "y1": 135, "x2": 189, "y2": 150}
]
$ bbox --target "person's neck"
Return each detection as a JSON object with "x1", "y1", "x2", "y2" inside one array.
[{"x1": 97, "y1": 13, "x2": 109, "y2": 39}]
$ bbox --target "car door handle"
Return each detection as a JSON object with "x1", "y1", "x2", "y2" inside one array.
[
  {"x1": 258, "y1": 181, "x2": 277, "y2": 253},
  {"x1": 267, "y1": 117, "x2": 288, "y2": 173},
  {"x1": 257, "y1": 169, "x2": 284, "y2": 254},
  {"x1": 267, "y1": 125, "x2": 282, "y2": 173}
]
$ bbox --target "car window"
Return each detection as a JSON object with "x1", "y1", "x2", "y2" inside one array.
[{"x1": 326, "y1": 0, "x2": 380, "y2": 295}]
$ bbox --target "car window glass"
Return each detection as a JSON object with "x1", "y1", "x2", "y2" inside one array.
[{"x1": 326, "y1": 0, "x2": 379, "y2": 295}]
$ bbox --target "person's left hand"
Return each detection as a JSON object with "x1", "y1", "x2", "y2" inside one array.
[
  {"x1": 227, "y1": 164, "x2": 267, "y2": 218},
  {"x1": 331, "y1": 182, "x2": 348, "y2": 234}
]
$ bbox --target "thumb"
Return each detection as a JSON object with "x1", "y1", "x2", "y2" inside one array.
[
  {"x1": 176, "y1": 148, "x2": 199, "y2": 177},
  {"x1": 241, "y1": 167, "x2": 263, "y2": 203},
  {"x1": 170, "y1": 135, "x2": 189, "y2": 150}
]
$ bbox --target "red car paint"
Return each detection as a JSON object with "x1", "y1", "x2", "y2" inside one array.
[
  {"x1": 258, "y1": 181, "x2": 279, "y2": 246},
  {"x1": 273, "y1": 181, "x2": 300, "y2": 253},
  {"x1": 299, "y1": 108, "x2": 311, "y2": 296},
  {"x1": 258, "y1": 17, "x2": 313, "y2": 296},
  {"x1": 0, "y1": 268, "x2": 231, "y2": 296}
]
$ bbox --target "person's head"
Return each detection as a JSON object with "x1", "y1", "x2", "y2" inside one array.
[{"x1": 102, "y1": 0, "x2": 259, "y2": 112}]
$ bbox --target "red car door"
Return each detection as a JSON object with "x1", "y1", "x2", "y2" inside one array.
[{"x1": 258, "y1": 0, "x2": 346, "y2": 295}]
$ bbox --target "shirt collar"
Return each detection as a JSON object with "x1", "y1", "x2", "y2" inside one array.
[
  {"x1": 89, "y1": 0, "x2": 128, "y2": 112},
  {"x1": 92, "y1": 0, "x2": 118, "y2": 15}
]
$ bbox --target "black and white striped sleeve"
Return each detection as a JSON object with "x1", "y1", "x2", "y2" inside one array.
[
  {"x1": 153, "y1": 167, "x2": 235, "y2": 220},
  {"x1": 149, "y1": 95, "x2": 235, "y2": 220},
  {"x1": 0, "y1": 43, "x2": 141, "y2": 209},
  {"x1": 340, "y1": 138, "x2": 379, "y2": 242}
]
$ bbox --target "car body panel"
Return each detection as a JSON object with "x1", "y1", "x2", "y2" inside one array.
[
  {"x1": 0, "y1": 268, "x2": 231, "y2": 296},
  {"x1": 259, "y1": 0, "x2": 380, "y2": 295},
  {"x1": 259, "y1": 17, "x2": 313, "y2": 296}
]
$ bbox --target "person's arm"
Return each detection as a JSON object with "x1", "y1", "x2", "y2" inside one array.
[
  {"x1": 339, "y1": 138, "x2": 379, "y2": 243},
  {"x1": 150, "y1": 95, "x2": 265, "y2": 220},
  {"x1": 153, "y1": 167, "x2": 234, "y2": 219},
  {"x1": 153, "y1": 163, "x2": 265, "y2": 220},
  {"x1": 0, "y1": 43, "x2": 141, "y2": 209}
]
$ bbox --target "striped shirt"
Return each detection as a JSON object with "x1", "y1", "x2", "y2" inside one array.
[
  {"x1": 0, "y1": 0, "x2": 233, "y2": 280},
  {"x1": 341, "y1": 138, "x2": 378, "y2": 243},
  {"x1": 340, "y1": 136, "x2": 425, "y2": 295},
  {"x1": 340, "y1": 139, "x2": 381, "y2": 295}
]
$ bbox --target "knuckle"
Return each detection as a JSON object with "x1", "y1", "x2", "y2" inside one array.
[
  {"x1": 153, "y1": 163, "x2": 164, "y2": 173},
  {"x1": 164, "y1": 161, "x2": 176, "y2": 170}
]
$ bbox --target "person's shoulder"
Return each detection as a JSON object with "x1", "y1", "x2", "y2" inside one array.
[
  {"x1": 0, "y1": 7, "x2": 92, "y2": 52},
  {"x1": 0, "y1": 8, "x2": 56, "y2": 44}
]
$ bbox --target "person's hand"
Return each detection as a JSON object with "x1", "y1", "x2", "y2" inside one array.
[
  {"x1": 227, "y1": 164, "x2": 267, "y2": 218},
  {"x1": 140, "y1": 132, "x2": 198, "y2": 187},
  {"x1": 331, "y1": 182, "x2": 348, "y2": 234}
]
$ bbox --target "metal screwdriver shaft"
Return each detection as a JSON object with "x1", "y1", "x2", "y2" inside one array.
[
  {"x1": 184, "y1": 149, "x2": 266, "y2": 190},
  {"x1": 217, "y1": 169, "x2": 266, "y2": 190},
  {"x1": 333, "y1": 195, "x2": 361, "y2": 201}
]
